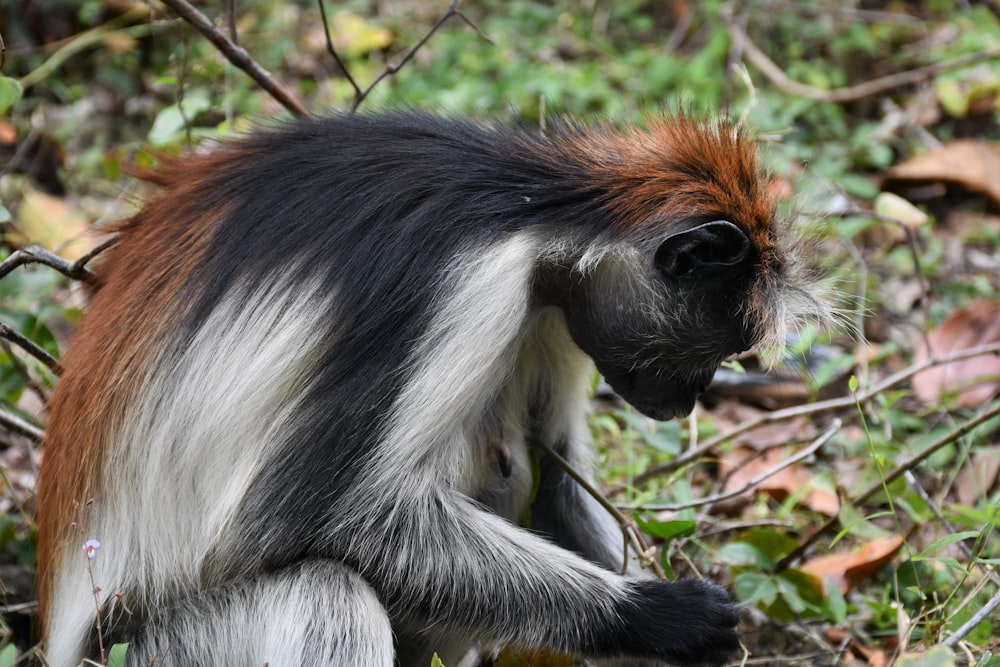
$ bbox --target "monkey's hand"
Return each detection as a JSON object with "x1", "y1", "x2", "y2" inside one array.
[{"x1": 609, "y1": 578, "x2": 740, "y2": 666}]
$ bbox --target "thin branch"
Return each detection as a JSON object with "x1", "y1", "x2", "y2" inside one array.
[
  {"x1": 226, "y1": 0, "x2": 238, "y2": 45},
  {"x1": 0, "y1": 406, "x2": 44, "y2": 443},
  {"x1": 622, "y1": 340, "x2": 1000, "y2": 492},
  {"x1": 17, "y1": 8, "x2": 155, "y2": 89},
  {"x1": 0, "y1": 321, "x2": 63, "y2": 374},
  {"x1": 0, "y1": 245, "x2": 96, "y2": 282},
  {"x1": 723, "y1": 3, "x2": 1000, "y2": 104},
  {"x1": 943, "y1": 585, "x2": 1000, "y2": 648},
  {"x1": 158, "y1": 0, "x2": 309, "y2": 118},
  {"x1": 71, "y1": 235, "x2": 119, "y2": 275},
  {"x1": 634, "y1": 420, "x2": 840, "y2": 512},
  {"x1": 317, "y1": 0, "x2": 361, "y2": 99},
  {"x1": 530, "y1": 437, "x2": 666, "y2": 579},
  {"x1": 903, "y1": 470, "x2": 1000, "y2": 585},
  {"x1": 775, "y1": 400, "x2": 1000, "y2": 571},
  {"x1": 346, "y1": 1, "x2": 492, "y2": 112}
]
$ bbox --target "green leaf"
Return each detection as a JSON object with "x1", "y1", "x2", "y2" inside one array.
[
  {"x1": 913, "y1": 531, "x2": 980, "y2": 560},
  {"x1": 430, "y1": 653, "x2": 445, "y2": 667},
  {"x1": 634, "y1": 516, "x2": 695, "y2": 542},
  {"x1": 826, "y1": 582, "x2": 847, "y2": 623},
  {"x1": 975, "y1": 651, "x2": 1000, "y2": 667},
  {"x1": 0, "y1": 76, "x2": 23, "y2": 114},
  {"x1": 147, "y1": 88, "x2": 212, "y2": 147},
  {"x1": 731, "y1": 571, "x2": 778, "y2": 607},
  {"x1": 719, "y1": 542, "x2": 773, "y2": 569},
  {"x1": 0, "y1": 644, "x2": 17, "y2": 667},
  {"x1": 896, "y1": 645, "x2": 956, "y2": 667},
  {"x1": 106, "y1": 644, "x2": 130, "y2": 667}
]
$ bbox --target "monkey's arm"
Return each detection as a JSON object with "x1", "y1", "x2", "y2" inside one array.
[{"x1": 328, "y1": 487, "x2": 738, "y2": 666}]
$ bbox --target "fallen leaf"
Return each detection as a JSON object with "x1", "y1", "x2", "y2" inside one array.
[
  {"x1": 0, "y1": 119, "x2": 17, "y2": 144},
  {"x1": 720, "y1": 445, "x2": 839, "y2": 516},
  {"x1": 6, "y1": 185, "x2": 95, "y2": 259},
  {"x1": 825, "y1": 627, "x2": 888, "y2": 666},
  {"x1": 874, "y1": 192, "x2": 928, "y2": 229},
  {"x1": 496, "y1": 649, "x2": 573, "y2": 666},
  {"x1": 800, "y1": 535, "x2": 905, "y2": 594},
  {"x1": 912, "y1": 300, "x2": 1000, "y2": 408},
  {"x1": 895, "y1": 645, "x2": 957, "y2": 667},
  {"x1": 956, "y1": 449, "x2": 1000, "y2": 506},
  {"x1": 882, "y1": 140, "x2": 1000, "y2": 206}
]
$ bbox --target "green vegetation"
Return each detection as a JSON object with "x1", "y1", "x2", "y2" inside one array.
[{"x1": 2, "y1": 1, "x2": 1000, "y2": 664}]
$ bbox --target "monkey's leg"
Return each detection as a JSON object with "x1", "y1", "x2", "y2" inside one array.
[{"x1": 121, "y1": 560, "x2": 393, "y2": 667}]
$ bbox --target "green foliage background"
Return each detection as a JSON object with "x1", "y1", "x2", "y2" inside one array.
[{"x1": 1, "y1": 1, "x2": 1000, "y2": 665}]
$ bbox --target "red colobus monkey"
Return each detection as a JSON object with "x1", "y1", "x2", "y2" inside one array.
[{"x1": 38, "y1": 112, "x2": 820, "y2": 666}]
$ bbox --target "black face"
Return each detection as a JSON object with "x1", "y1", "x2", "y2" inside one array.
[{"x1": 557, "y1": 220, "x2": 758, "y2": 421}]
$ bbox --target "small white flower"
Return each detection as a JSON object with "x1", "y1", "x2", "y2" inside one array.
[{"x1": 83, "y1": 539, "x2": 101, "y2": 560}]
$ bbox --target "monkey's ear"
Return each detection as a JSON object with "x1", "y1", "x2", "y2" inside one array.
[{"x1": 655, "y1": 220, "x2": 752, "y2": 281}]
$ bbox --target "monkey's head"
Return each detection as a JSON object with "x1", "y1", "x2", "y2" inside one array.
[{"x1": 537, "y1": 118, "x2": 820, "y2": 421}]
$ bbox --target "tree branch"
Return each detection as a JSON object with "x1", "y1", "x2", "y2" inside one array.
[
  {"x1": 0, "y1": 245, "x2": 97, "y2": 282},
  {"x1": 634, "y1": 420, "x2": 840, "y2": 512},
  {"x1": 159, "y1": 0, "x2": 309, "y2": 118},
  {"x1": 0, "y1": 406, "x2": 44, "y2": 443},
  {"x1": 723, "y1": 3, "x2": 1000, "y2": 104},
  {"x1": 318, "y1": 0, "x2": 491, "y2": 112},
  {"x1": 0, "y1": 321, "x2": 63, "y2": 375},
  {"x1": 775, "y1": 400, "x2": 1000, "y2": 571},
  {"x1": 622, "y1": 340, "x2": 1000, "y2": 492}
]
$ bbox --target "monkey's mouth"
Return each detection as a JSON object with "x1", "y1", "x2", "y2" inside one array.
[{"x1": 603, "y1": 367, "x2": 716, "y2": 422}]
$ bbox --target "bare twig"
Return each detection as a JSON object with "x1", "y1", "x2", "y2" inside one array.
[
  {"x1": 0, "y1": 601, "x2": 37, "y2": 614},
  {"x1": 158, "y1": 0, "x2": 309, "y2": 117},
  {"x1": 0, "y1": 406, "x2": 44, "y2": 442},
  {"x1": 723, "y1": 3, "x2": 1000, "y2": 104},
  {"x1": 775, "y1": 400, "x2": 1000, "y2": 571},
  {"x1": 0, "y1": 29, "x2": 6, "y2": 69},
  {"x1": 71, "y1": 235, "x2": 119, "y2": 274},
  {"x1": 903, "y1": 469, "x2": 1000, "y2": 586},
  {"x1": 317, "y1": 0, "x2": 362, "y2": 100},
  {"x1": 326, "y1": 0, "x2": 492, "y2": 112},
  {"x1": 0, "y1": 321, "x2": 63, "y2": 374},
  {"x1": 943, "y1": 585, "x2": 1000, "y2": 648},
  {"x1": 0, "y1": 245, "x2": 96, "y2": 282},
  {"x1": 531, "y1": 437, "x2": 666, "y2": 578},
  {"x1": 635, "y1": 420, "x2": 841, "y2": 512},
  {"x1": 621, "y1": 340, "x2": 1000, "y2": 492},
  {"x1": 226, "y1": 0, "x2": 238, "y2": 45},
  {"x1": 18, "y1": 8, "x2": 155, "y2": 89}
]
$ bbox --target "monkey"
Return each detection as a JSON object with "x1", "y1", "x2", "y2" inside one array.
[{"x1": 36, "y1": 111, "x2": 823, "y2": 667}]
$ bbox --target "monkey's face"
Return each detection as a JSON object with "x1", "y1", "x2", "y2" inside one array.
[{"x1": 559, "y1": 220, "x2": 763, "y2": 421}]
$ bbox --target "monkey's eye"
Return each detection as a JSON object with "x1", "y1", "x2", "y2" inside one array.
[{"x1": 655, "y1": 220, "x2": 752, "y2": 282}]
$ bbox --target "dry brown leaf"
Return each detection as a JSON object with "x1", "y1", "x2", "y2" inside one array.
[
  {"x1": 882, "y1": 139, "x2": 1000, "y2": 206},
  {"x1": 711, "y1": 402, "x2": 818, "y2": 449},
  {"x1": 720, "y1": 446, "x2": 839, "y2": 516},
  {"x1": 0, "y1": 119, "x2": 17, "y2": 144},
  {"x1": 956, "y1": 449, "x2": 1000, "y2": 506},
  {"x1": 825, "y1": 628, "x2": 888, "y2": 667},
  {"x1": 496, "y1": 649, "x2": 574, "y2": 666},
  {"x1": 6, "y1": 184, "x2": 95, "y2": 259},
  {"x1": 800, "y1": 535, "x2": 905, "y2": 594},
  {"x1": 913, "y1": 300, "x2": 1000, "y2": 407}
]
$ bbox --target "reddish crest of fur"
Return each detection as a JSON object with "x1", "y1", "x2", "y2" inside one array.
[
  {"x1": 35, "y1": 149, "x2": 239, "y2": 623},
  {"x1": 569, "y1": 118, "x2": 777, "y2": 257}
]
